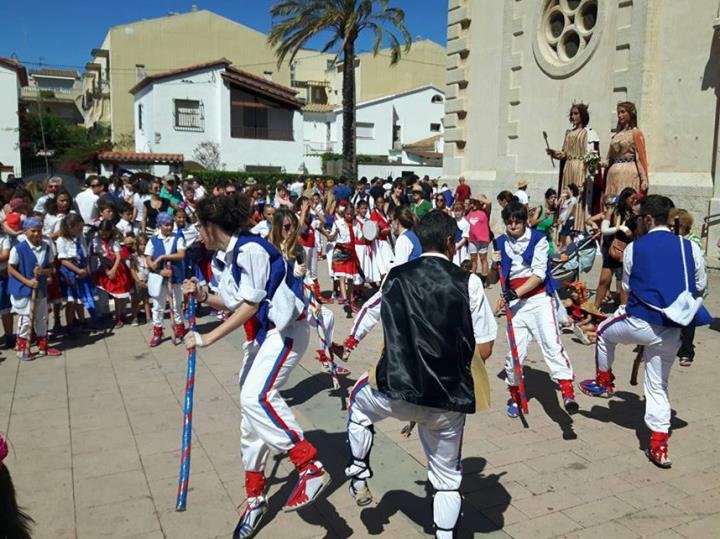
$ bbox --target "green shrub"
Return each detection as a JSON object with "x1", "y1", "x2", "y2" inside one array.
[{"x1": 189, "y1": 170, "x2": 335, "y2": 188}]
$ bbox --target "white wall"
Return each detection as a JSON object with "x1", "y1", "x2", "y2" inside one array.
[
  {"x1": 134, "y1": 65, "x2": 305, "y2": 173},
  {"x1": 303, "y1": 86, "x2": 446, "y2": 158},
  {"x1": 0, "y1": 65, "x2": 22, "y2": 175},
  {"x1": 358, "y1": 163, "x2": 443, "y2": 180}
]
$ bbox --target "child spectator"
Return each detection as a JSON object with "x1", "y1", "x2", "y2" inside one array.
[
  {"x1": 7, "y1": 217, "x2": 61, "y2": 359},
  {"x1": 145, "y1": 212, "x2": 185, "y2": 346},
  {"x1": 0, "y1": 227, "x2": 13, "y2": 349},
  {"x1": 558, "y1": 184, "x2": 579, "y2": 248},
  {"x1": 116, "y1": 202, "x2": 134, "y2": 236},
  {"x1": 57, "y1": 214, "x2": 94, "y2": 329},
  {"x1": 92, "y1": 221, "x2": 132, "y2": 329},
  {"x1": 129, "y1": 235, "x2": 151, "y2": 326}
]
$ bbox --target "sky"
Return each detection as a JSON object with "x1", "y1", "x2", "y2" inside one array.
[{"x1": 0, "y1": 0, "x2": 448, "y2": 71}]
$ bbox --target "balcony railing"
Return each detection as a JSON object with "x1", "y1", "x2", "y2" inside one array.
[{"x1": 21, "y1": 86, "x2": 82, "y2": 101}]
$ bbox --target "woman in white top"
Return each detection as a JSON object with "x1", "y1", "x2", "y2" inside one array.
[{"x1": 182, "y1": 195, "x2": 329, "y2": 538}]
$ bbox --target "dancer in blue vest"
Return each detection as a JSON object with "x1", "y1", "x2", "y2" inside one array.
[
  {"x1": 487, "y1": 202, "x2": 578, "y2": 416},
  {"x1": 145, "y1": 212, "x2": 186, "y2": 346},
  {"x1": 7, "y1": 218, "x2": 60, "y2": 359},
  {"x1": 580, "y1": 195, "x2": 711, "y2": 468},
  {"x1": 342, "y1": 205, "x2": 422, "y2": 356},
  {"x1": 182, "y1": 195, "x2": 329, "y2": 539}
]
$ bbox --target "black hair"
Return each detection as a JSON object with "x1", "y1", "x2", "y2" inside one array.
[
  {"x1": 196, "y1": 193, "x2": 253, "y2": 235},
  {"x1": 569, "y1": 103, "x2": 590, "y2": 127},
  {"x1": 357, "y1": 199, "x2": 369, "y2": 208},
  {"x1": 501, "y1": 201, "x2": 529, "y2": 224},
  {"x1": 496, "y1": 190, "x2": 516, "y2": 204},
  {"x1": 294, "y1": 196, "x2": 309, "y2": 212},
  {"x1": 568, "y1": 184, "x2": 579, "y2": 197},
  {"x1": 97, "y1": 219, "x2": 117, "y2": 238},
  {"x1": 616, "y1": 187, "x2": 637, "y2": 220},
  {"x1": 0, "y1": 463, "x2": 34, "y2": 539},
  {"x1": 544, "y1": 188, "x2": 557, "y2": 199},
  {"x1": 118, "y1": 201, "x2": 133, "y2": 215},
  {"x1": 639, "y1": 195, "x2": 675, "y2": 226},
  {"x1": 43, "y1": 187, "x2": 71, "y2": 216},
  {"x1": 392, "y1": 205, "x2": 414, "y2": 230},
  {"x1": 374, "y1": 194, "x2": 386, "y2": 204},
  {"x1": 416, "y1": 210, "x2": 457, "y2": 253}
]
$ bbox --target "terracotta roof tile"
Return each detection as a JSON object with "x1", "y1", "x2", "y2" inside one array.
[
  {"x1": 222, "y1": 67, "x2": 302, "y2": 108},
  {"x1": 403, "y1": 134, "x2": 442, "y2": 150},
  {"x1": 97, "y1": 151, "x2": 184, "y2": 164},
  {"x1": 405, "y1": 150, "x2": 443, "y2": 160},
  {"x1": 129, "y1": 58, "x2": 232, "y2": 94}
]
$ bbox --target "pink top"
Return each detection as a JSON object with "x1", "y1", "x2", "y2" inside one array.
[{"x1": 466, "y1": 210, "x2": 489, "y2": 242}]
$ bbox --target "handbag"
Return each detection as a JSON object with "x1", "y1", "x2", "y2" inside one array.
[{"x1": 608, "y1": 237, "x2": 627, "y2": 262}]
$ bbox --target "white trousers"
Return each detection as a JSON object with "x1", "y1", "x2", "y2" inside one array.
[
  {"x1": 240, "y1": 322, "x2": 310, "y2": 472},
  {"x1": 347, "y1": 373, "x2": 464, "y2": 537},
  {"x1": 303, "y1": 245, "x2": 318, "y2": 281},
  {"x1": 504, "y1": 294, "x2": 574, "y2": 385},
  {"x1": 308, "y1": 306, "x2": 334, "y2": 351},
  {"x1": 150, "y1": 282, "x2": 183, "y2": 327},
  {"x1": 595, "y1": 305, "x2": 681, "y2": 433},
  {"x1": 12, "y1": 294, "x2": 48, "y2": 339}
]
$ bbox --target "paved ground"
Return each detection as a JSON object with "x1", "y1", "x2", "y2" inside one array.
[{"x1": 2, "y1": 261, "x2": 720, "y2": 539}]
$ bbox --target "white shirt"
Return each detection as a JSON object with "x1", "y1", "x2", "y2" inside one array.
[
  {"x1": 330, "y1": 218, "x2": 359, "y2": 245},
  {"x1": 250, "y1": 220, "x2": 272, "y2": 239},
  {"x1": 132, "y1": 193, "x2": 150, "y2": 223},
  {"x1": 514, "y1": 189, "x2": 529, "y2": 205},
  {"x1": 290, "y1": 181, "x2": 305, "y2": 196},
  {"x1": 0, "y1": 235, "x2": 11, "y2": 271},
  {"x1": 501, "y1": 228, "x2": 548, "y2": 282},
  {"x1": 75, "y1": 188, "x2": 99, "y2": 225},
  {"x1": 117, "y1": 218, "x2": 133, "y2": 236},
  {"x1": 176, "y1": 224, "x2": 199, "y2": 247},
  {"x1": 43, "y1": 213, "x2": 65, "y2": 237},
  {"x1": 144, "y1": 233, "x2": 186, "y2": 258},
  {"x1": 56, "y1": 236, "x2": 89, "y2": 261},
  {"x1": 392, "y1": 231, "x2": 415, "y2": 267},
  {"x1": 350, "y1": 253, "x2": 497, "y2": 344},
  {"x1": 194, "y1": 185, "x2": 206, "y2": 201},
  {"x1": 34, "y1": 193, "x2": 54, "y2": 214},
  {"x1": 133, "y1": 253, "x2": 149, "y2": 281},
  {"x1": 559, "y1": 196, "x2": 577, "y2": 222},
  {"x1": 622, "y1": 227, "x2": 707, "y2": 294},
  {"x1": 454, "y1": 217, "x2": 470, "y2": 266},
  {"x1": 216, "y1": 236, "x2": 270, "y2": 311}
]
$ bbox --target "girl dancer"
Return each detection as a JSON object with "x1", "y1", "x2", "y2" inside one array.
[
  {"x1": 183, "y1": 195, "x2": 329, "y2": 538},
  {"x1": 92, "y1": 221, "x2": 133, "y2": 329}
]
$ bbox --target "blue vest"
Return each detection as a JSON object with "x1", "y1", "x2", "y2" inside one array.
[
  {"x1": 59, "y1": 239, "x2": 88, "y2": 286},
  {"x1": 497, "y1": 229, "x2": 558, "y2": 295},
  {"x1": 443, "y1": 190, "x2": 454, "y2": 208},
  {"x1": 402, "y1": 230, "x2": 422, "y2": 261},
  {"x1": 151, "y1": 234, "x2": 184, "y2": 284},
  {"x1": 626, "y1": 230, "x2": 712, "y2": 327},
  {"x1": 231, "y1": 234, "x2": 304, "y2": 345},
  {"x1": 9, "y1": 240, "x2": 51, "y2": 298}
]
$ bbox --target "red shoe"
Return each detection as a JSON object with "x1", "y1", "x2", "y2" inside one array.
[
  {"x1": 175, "y1": 323, "x2": 186, "y2": 343},
  {"x1": 149, "y1": 326, "x2": 163, "y2": 347},
  {"x1": 350, "y1": 303, "x2": 360, "y2": 314},
  {"x1": 114, "y1": 317, "x2": 124, "y2": 330},
  {"x1": 38, "y1": 338, "x2": 62, "y2": 357},
  {"x1": 16, "y1": 337, "x2": 32, "y2": 361},
  {"x1": 333, "y1": 364, "x2": 350, "y2": 376},
  {"x1": 283, "y1": 461, "x2": 330, "y2": 512},
  {"x1": 646, "y1": 431, "x2": 672, "y2": 468}
]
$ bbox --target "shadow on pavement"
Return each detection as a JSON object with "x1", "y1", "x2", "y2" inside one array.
[
  {"x1": 360, "y1": 457, "x2": 510, "y2": 537},
  {"x1": 577, "y1": 390, "x2": 688, "y2": 449},
  {"x1": 282, "y1": 371, "x2": 353, "y2": 410}
]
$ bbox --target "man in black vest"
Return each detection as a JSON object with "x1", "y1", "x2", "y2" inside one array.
[{"x1": 345, "y1": 210, "x2": 497, "y2": 539}]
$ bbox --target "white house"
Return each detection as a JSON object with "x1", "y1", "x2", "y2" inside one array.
[
  {"x1": 0, "y1": 56, "x2": 28, "y2": 179},
  {"x1": 131, "y1": 58, "x2": 305, "y2": 174},
  {"x1": 302, "y1": 85, "x2": 446, "y2": 173}
]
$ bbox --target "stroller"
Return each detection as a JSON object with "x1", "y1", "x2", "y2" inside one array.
[{"x1": 552, "y1": 232, "x2": 600, "y2": 285}]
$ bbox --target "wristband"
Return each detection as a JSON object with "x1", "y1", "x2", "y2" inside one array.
[{"x1": 190, "y1": 331, "x2": 204, "y2": 348}]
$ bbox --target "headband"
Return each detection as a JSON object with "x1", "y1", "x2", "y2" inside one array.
[
  {"x1": 156, "y1": 212, "x2": 173, "y2": 226},
  {"x1": 22, "y1": 217, "x2": 42, "y2": 230}
]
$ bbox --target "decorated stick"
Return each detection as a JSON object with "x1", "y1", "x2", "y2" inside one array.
[
  {"x1": 25, "y1": 275, "x2": 39, "y2": 359},
  {"x1": 543, "y1": 131, "x2": 555, "y2": 168},
  {"x1": 166, "y1": 262, "x2": 178, "y2": 345},
  {"x1": 306, "y1": 284, "x2": 340, "y2": 390},
  {"x1": 175, "y1": 294, "x2": 197, "y2": 511},
  {"x1": 494, "y1": 240, "x2": 529, "y2": 416}
]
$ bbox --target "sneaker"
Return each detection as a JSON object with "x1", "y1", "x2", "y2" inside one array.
[
  {"x1": 114, "y1": 318, "x2": 124, "y2": 330},
  {"x1": 678, "y1": 357, "x2": 693, "y2": 367},
  {"x1": 646, "y1": 432, "x2": 672, "y2": 469},
  {"x1": 283, "y1": 461, "x2": 330, "y2": 512},
  {"x1": 579, "y1": 379, "x2": 614, "y2": 398},
  {"x1": 507, "y1": 399, "x2": 520, "y2": 418},
  {"x1": 131, "y1": 319, "x2": 140, "y2": 327},
  {"x1": 232, "y1": 497, "x2": 268, "y2": 539},
  {"x1": 349, "y1": 481, "x2": 373, "y2": 507},
  {"x1": 333, "y1": 364, "x2": 350, "y2": 376},
  {"x1": 149, "y1": 327, "x2": 163, "y2": 347},
  {"x1": 563, "y1": 396, "x2": 579, "y2": 414}
]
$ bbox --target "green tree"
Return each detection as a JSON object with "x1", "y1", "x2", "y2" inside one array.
[{"x1": 268, "y1": 0, "x2": 411, "y2": 178}]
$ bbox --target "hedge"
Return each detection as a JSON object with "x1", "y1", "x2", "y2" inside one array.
[{"x1": 188, "y1": 170, "x2": 335, "y2": 188}]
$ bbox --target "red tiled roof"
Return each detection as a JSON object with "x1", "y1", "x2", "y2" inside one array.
[
  {"x1": 97, "y1": 151, "x2": 184, "y2": 164},
  {"x1": 222, "y1": 66, "x2": 303, "y2": 108},
  {"x1": 129, "y1": 58, "x2": 232, "y2": 94},
  {"x1": 0, "y1": 56, "x2": 28, "y2": 87},
  {"x1": 303, "y1": 103, "x2": 336, "y2": 113},
  {"x1": 403, "y1": 134, "x2": 442, "y2": 151}
]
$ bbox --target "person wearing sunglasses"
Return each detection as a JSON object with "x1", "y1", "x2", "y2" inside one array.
[{"x1": 33, "y1": 176, "x2": 63, "y2": 215}]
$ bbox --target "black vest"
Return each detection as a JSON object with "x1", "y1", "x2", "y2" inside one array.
[{"x1": 375, "y1": 255, "x2": 476, "y2": 413}]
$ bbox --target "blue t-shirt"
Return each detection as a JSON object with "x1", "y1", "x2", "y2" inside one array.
[{"x1": 334, "y1": 184, "x2": 352, "y2": 202}]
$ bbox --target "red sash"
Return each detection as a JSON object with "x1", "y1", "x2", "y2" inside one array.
[{"x1": 509, "y1": 277, "x2": 547, "y2": 299}]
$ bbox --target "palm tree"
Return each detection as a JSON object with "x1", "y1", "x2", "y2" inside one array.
[{"x1": 268, "y1": 0, "x2": 411, "y2": 178}]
